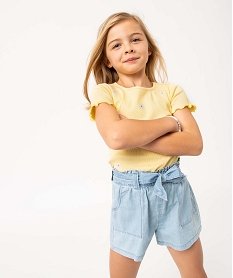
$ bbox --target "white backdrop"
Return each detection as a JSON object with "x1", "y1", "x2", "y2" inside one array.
[{"x1": 0, "y1": 0, "x2": 231, "y2": 277}]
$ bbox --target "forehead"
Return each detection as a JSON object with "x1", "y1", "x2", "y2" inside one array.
[{"x1": 107, "y1": 19, "x2": 144, "y2": 41}]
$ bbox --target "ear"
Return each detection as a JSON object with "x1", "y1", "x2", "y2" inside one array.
[
  {"x1": 104, "y1": 57, "x2": 112, "y2": 68},
  {"x1": 148, "y1": 50, "x2": 152, "y2": 56},
  {"x1": 106, "y1": 61, "x2": 112, "y2": 68}
]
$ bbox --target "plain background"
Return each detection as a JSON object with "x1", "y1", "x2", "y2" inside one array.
[{"x1": 0, "y1": 0, "x2": 231, "y2": 277}]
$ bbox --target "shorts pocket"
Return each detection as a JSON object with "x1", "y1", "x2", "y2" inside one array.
[
  {"x1": 176, "y1": 177, "x2": 199, "y2": 227},
  {"x1": 111, "y1": 182, "x2": 142, "y2": 238},
  {"x1": 111, "y1": 182, "x2": 121, "y2": 211}
]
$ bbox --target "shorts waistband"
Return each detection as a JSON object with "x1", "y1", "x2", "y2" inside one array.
[{"x1": 111, "y1": 161, "x2": 185, "y2": 201}]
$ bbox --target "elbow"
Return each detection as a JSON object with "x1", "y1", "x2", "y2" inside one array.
[
  {"x1": 198, "y1": 141, "x2": 204, "y2": 155},
  {"x1": 107, "y1": 141, "x2": 123, "y2": 150},
  {"x1": 193, "y1": 146, "x2": 203, "y2": 156},
  {"x1": 192, "y1": 140, "x2": 203, "y2": 156},
  {"x1": 105, "y1": 131, "x2": 126, "y2": 150},
  {"x1": 108, "y1": 144, "x2": 124, "y2": 150}
]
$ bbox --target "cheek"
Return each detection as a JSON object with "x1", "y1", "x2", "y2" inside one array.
[
  {"x1": 105, "y1": 52, "x2": 112, "y2": 65},
  {"x1": 109, "y1": 53, "x2": 120, "y2": 64}
]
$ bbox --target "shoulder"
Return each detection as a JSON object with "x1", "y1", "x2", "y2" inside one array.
[
  {"x1": 91, "y1": 83, "x2": 113, "y2": 93},
  {"x1": 153, "y1": 82, "x2": 184, "y2": 91},
  {"x1": 90, "y1": 83, "x2": 114, "y2": 101},
  {"x1": 89, "y1": 83, "x2": 117, "y2": 111},
  {"x1": 152, "y1": 83, "x2": 185, "y2": 98}
]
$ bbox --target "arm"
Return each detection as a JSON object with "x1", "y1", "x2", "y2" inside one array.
[
  {"x1": 95, "y1": 103, "x2": 179, "y2": 150},
  {"x1": 140, "y1": 108, "x2": 203, "y2": 156}
]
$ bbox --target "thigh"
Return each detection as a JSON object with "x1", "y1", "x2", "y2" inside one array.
[
  {"x1": 167, "y1": 238, "x2": 207, "y2": 278},
  {"x1": 109, "y1": 249, "x2": 141, "y2": 278}
]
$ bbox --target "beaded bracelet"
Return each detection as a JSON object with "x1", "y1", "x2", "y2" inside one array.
[{"x1": 167, "y1": 116, "x2": 182, "y2": 132}]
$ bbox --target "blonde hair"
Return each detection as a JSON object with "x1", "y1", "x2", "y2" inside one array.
[{"x1": 83, "y1": 12, "x2": 168, "y2": 103}]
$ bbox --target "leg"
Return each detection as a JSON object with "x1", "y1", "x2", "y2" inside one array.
[
  {"x1": 109, "y1": 249, "x2": 141, "y2": 278},
  {"x1": 167, "y1": 238, "x2": 207, "y2": 278}
]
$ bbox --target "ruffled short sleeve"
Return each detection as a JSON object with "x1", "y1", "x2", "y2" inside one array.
[
  {"x1": 169, "y1": 84, "x2": 196, "y2": 114},
  {"x1": 89, "y1": 83, "x2": 114, "y2": 121}
]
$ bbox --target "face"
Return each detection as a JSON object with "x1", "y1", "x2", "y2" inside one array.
[{"x1": 105, "y1": 19, "x2": 151, "y2": 77}]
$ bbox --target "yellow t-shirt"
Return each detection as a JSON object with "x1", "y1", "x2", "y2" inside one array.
[{"x1": 89, "y1": 82, "x2": 196, "y2": 172}]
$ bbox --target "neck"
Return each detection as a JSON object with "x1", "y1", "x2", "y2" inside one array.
[{"x1": 117, "y1": 74, "x2": 152, "y2": 88}]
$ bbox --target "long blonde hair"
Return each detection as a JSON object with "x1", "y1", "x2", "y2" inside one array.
[{"x1": 83, "y1": 12, "x2": 167, "y2": 103}]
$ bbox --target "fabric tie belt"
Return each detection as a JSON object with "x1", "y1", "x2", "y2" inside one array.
[
  {"x1": 152, "y1": 165, "x2": 183, "y2": 201},
  {"x1": 112, "y1": 162, "x2": 184, "y2": 202}
]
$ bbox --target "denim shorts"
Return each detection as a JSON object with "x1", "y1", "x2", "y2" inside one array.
[{"x1": 110, "y1": 161, "x2": 201, "y2": 262}]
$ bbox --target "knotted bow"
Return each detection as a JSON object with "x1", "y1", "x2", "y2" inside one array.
[{"x1": 153, "y1": 165, "x2": 183, "y2": 201}]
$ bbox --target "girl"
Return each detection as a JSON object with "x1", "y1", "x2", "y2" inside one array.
[{"x1": 83, "y1": 12, "x2": 207, "y2": 278}]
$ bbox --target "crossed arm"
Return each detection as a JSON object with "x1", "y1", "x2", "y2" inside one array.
[{"x1": 95, "y1": 103, "x2": 203, "y2": 156}]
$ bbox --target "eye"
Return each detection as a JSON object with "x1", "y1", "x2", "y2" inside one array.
[
  {"x1": 132, "y1": 38, "x2": 140, "y2": 43},
  {"x1": 112, "y1": 43, "x2": 121, "y2": 49}
]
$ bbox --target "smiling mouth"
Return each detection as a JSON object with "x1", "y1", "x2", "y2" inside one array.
[{"x1": 124, "y1": 57, "x2": 139, "y2": 63}]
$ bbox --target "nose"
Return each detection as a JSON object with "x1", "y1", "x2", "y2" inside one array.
[{"x1": 125, "y1": 48, "x2": 134, "y2": 54}]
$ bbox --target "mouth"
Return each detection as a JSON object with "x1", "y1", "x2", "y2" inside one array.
[{"x1": 123, "y1": 57, "x2": 139, "y2": 63}]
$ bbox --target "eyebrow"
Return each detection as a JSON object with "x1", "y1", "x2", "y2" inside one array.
[{"x1": 107, "y1": 32, "x2": 143, "y2": 47}]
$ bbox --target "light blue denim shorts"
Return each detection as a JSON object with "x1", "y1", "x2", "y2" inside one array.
[{"x1": 110, "y1": 161, "x2": 201, "y2": 262}]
